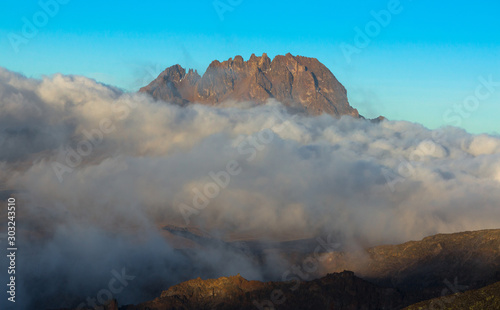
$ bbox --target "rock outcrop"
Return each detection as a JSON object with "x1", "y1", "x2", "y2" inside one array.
[{"x1": 140, "y1": 53, "x2": 360, "y2": 117}]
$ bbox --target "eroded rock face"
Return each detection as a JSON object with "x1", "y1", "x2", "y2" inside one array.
[{"x1": 140, "y1": 53, "x2": 359, "y2": 117}]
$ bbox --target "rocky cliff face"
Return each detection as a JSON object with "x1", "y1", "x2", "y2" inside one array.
[{"x1": 140, "y1": 53, "x2": 359, "y2": 117}]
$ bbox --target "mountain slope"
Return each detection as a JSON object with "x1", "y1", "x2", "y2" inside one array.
[
  {"x1": 139, "y1": 53, "x2": 360, "y2": 117},
  {"x1": 162, "y1": 226, "x2": 500, "y2": 304},
  {"x1": 120, "y1": 271, "x2": 404, "y2": 310},
  {"x1": 404, "y1": 280, "x2": 500, "y2": 310},
  {"x1": 320, "y1": 229, "x2": 500, "y2": 302},
  {"x1": 48, "y1": 229, "x2": 500, "y2": 309}
]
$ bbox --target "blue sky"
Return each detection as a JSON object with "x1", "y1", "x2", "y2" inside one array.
[{"x1": 1, "y1": 0, "x2": 499, "y2": 134}]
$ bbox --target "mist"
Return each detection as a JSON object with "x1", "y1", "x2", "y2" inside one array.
[{"x1": 1, "y1": 67, "x2": 500, "y2": 309}]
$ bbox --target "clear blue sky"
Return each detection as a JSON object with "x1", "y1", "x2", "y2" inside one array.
[{"x1": 1, "y1": 0, "x2": 499, "y2": 134}]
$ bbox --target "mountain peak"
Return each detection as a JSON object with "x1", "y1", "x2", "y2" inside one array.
[{"x1": 140, "y1": 53, "x2": 359, "y2": 117}]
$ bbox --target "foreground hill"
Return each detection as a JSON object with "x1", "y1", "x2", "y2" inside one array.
[
  {"x1": 404, "y1": 280, "x2": 500, "y2": 310},
  {"x1": 163, "y1": 226, "x2": 500, "y2": 301},
  {"x1": 50, "y1": 229, "x2": 500, "y2": 309},
  {"x1": 139, "y1": 53, "x2": 360, "y2": 117},
  {"x1": 118, "y1": 271, "x2": 404, "y2": 310},
  {"x1": 320, "y1": 229, "x2": 500, "y2": 302},
  {"x1": 60, "y1": 275, "x2": 500, "y2": 310},
  {"x1": 162, "y1": 227, "x2": 500, "y2": 305}
]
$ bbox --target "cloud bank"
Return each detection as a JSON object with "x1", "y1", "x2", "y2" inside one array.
[{"x1": 1, "y1": 67, "x2": 500, "y2": 309}]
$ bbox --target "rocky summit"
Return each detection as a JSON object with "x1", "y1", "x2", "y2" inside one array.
[{"x1": 140, "y1": 53, "x2": 360, "y2": 117}]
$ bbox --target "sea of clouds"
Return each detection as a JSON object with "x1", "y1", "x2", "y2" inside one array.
[{"x1": 1, "y1": 67, "x2": 500, "y2": 309}]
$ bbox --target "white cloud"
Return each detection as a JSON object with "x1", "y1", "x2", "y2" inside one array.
[{"x1": 1, "y1": 68, "x2": 500, "y2": 308}]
